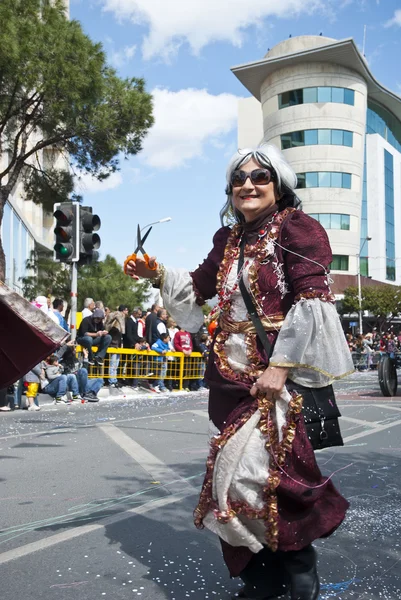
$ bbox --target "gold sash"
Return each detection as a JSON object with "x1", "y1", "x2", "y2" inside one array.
[{"x1": 219, "y1": 312, "x2": 284, "y2": 334}]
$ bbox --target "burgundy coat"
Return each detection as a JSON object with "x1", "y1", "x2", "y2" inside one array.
[{"x1": 191, "y1": 209, "x2": 349, "y2": 576}]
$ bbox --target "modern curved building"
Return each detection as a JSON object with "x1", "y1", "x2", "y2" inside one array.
[{"x1": 232, "y1": 35, "x2": 401, "y2": 294}]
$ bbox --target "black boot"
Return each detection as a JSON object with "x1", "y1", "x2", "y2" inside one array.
[
  {"x1": 283, "y1": 545, "x2": 320, "y2": 600},
  {"x1": 234, "y1": 546, "x2": 290, "y2": 600}
]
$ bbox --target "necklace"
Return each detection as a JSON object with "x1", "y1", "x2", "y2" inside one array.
[{"x1": 208, "y1": 213, "x2": 279, "y2": 324}]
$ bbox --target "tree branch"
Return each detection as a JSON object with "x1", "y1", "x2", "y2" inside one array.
[
  {"x1": 0, "y1": 93, "x2": 45, "y2": 180},
  {"x1": 0, "y1": 85, "x2": 41, "y2": 140}
]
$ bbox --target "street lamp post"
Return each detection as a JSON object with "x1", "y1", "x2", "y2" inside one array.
[
  {"x1": 140, "y1": 217, "x2": 172, "y2": 234},
  {"x1": 357, "y1": 236, "x2": 372, "y2": 334}
]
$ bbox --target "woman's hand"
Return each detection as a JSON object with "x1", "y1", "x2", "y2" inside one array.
[
  {"x1": 125, "y1": 256, "x2": 158, "y2": 280},
  {"x1": 250, "y1": 366, "x2": 289, "y2": 399}
]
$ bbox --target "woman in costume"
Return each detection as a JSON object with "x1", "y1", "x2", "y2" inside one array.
[{"x1": 125, "y1": 144, "x2": 353, "y2": 600}]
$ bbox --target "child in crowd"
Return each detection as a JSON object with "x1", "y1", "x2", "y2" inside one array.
[
  {"x1": 44, "y1": 355, "x2": 82, "y2": 402},
  {"x1": 151, "y1": 332, "x2": 170, "y2": 393},
  {"x1": 23, "y1": 364, "x2": 42, "y2": 411}
]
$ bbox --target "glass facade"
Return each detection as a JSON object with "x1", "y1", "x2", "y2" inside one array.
[
  {"x1": 0, "y1": 202, "x2": 35, "y2": 292},
  {"x1": 281, "y1": 129, "x2": 353, "y2": 149},
  {"x1": 309, "y1": 213, "x2": 350, "y2": 230},
  {"x1": 279, "y1": 87, "x2": 355, "y2": 109},
  {"x1": 384, "y1": 150, "x2": 396, "y2": 281},
  {"x1": 331, "y1": 255, "x2": 349, "y2": 271},
  {"x1": 297, "y1": 172, "x2": 352, "y2": 189},
  {"x1": 367, "y1": 101, "x2": 401, "y2": 153}
]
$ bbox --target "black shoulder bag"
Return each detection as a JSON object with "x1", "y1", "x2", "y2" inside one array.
[{"x1": 238, "y1": 237, "x2": 343, "y2": 451}]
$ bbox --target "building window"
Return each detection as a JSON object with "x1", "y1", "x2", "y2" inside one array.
[
  {"x1": 281, "y1": 129, "x2": 353, "y2": 150},
  {"x1": 360, "y1": 257, "x2": 369, "y2": 277},
  {"x1": 296, "y1": 172, "x2": 352, "y2": 189},
  {"x1": 309, "y1": 213, "x2": 350, "y2": 230},
  {"x1": 331, "y1": 255, "x2": 349, "y2": 271},
  {"x1": 367, "y1": 101, "x2": 401, "y2": 153},
  {"x1": 279, "y1": 87, "x2": 355, "y2": 109},
  {"x1": 0, "y1": 201, "x2": 35, "y2": 292},
  {"x1": 384, "y1": 149, "x2": 395, "y2": 281}
]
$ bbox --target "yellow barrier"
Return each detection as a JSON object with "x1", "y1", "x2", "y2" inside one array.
[{"x1": 76, "y1": 347, "x2": 206, "y2": 392}]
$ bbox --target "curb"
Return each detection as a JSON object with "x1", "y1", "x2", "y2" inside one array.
[{"x1": 19, "y1": 388, "x2": 209, "y2": 410}]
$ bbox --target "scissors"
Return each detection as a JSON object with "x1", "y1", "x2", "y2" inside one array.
[{"x1": 124, "y1": 224, "x2": 158, "y2": 275}]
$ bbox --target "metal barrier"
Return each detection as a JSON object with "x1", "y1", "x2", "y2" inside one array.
[
  {"x1": 76, "y1": 347, "x2": 206, "y2": 391},
  {"x1": 350, "y1": 351, "x2": 385, "y2": 370}
]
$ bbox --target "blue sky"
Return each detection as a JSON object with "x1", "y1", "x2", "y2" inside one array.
[{"x1": 70, "y1": 0, "x2": 401, "y2": 271}]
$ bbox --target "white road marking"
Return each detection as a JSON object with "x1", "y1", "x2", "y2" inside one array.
[
  {"x1": 343, "y1": 417, "x2": 401, "y2": 443},
  {"x1": 371, "y1": 404, "x2": 401, "y2": 413},
  {"x1": 340, "y1": 416, "x2": 378, "y2": 428},
  {"x1": 97, "y1": 424, "x2": 196, "y2": 490},
  {"x1": 0, "y1": 491, "x2": 194, "y2": 566}
]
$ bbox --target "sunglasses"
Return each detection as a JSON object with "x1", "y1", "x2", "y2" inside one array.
[{"x1": 230, "y1": 168, "x2": 274, "y2": 188}]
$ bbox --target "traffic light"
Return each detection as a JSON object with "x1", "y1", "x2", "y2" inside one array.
[
  {"x1": 79, "y1": 206, "x2": 101, "y2": 263},
  {"x1": 53, "y1": 202, "x2": 80, "y2": 262}
]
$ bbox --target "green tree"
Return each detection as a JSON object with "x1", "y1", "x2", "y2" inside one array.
[
  {"x1": 78, "y1": 255, "x2": 150, "y2": 311},
  {"x1": 20, "y1": 248, "x2": 71, "y2": 301},
  {"x1": 20, "y1": 252, "x2": 150, "y2": 317},
  {"x1": 0, "y1": 0, "x2": 153, "y2": 282},
  {"x1": 341, "y1": 285, "x2": 401, "y2": 331}
]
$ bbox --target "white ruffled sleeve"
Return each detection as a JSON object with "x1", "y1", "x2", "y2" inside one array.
[
  {"x1": 161, "y1": 268, "x2": 204, "y2": 333},
  {"x1": 269, "y1": 298, "x2": 354, "y2": 387}
]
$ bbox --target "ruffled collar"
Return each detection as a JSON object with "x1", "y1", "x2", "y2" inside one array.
[{"x1": 241, "y1": 204, "x2": 279, "y2": 244}]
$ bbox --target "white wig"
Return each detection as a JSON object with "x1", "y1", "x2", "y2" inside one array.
[{"x1": 221, "y1": 143, "x2": 300, "y2": 225}]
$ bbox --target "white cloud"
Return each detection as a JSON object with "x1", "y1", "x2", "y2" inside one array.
[
  {"x1": 76, "y1": 171, "x2": 123, "y2": 193},
  {"x1": 140, "y1": 87, "x2": 240, "y2": 169},
  {"x1": 108, "y1": 43, "x2": 137, "y2": 67},
  {"x1": 101, "y1": 0, "x2": 329, "y2": 60},
  {"x1": 385, "y1": 9, "x2": 401, "y2": 27}
]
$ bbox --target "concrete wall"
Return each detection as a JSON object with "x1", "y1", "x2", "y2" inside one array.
[{"x1": 238, "y1": 97, "x2": 264, "y2": 148}]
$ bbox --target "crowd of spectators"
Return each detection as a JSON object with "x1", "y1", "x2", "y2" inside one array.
[
  {"x1": 346, "y1": 329, "x2": 401, "y2": 370},
  {"x1": 0, "y1": 296, "x2": 211, "y2": 412}
]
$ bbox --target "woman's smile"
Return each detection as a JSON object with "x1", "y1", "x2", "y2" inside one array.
[{"x1": 232, "y1": 157, "x2": 277, "y2": 221}]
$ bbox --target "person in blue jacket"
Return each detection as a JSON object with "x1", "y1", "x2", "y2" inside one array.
[{"x1": 151, "y1": 332, "x2": 170, "y2": 393}]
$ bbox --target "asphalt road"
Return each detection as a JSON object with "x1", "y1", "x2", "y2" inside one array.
[{"x1": 1, "y1": 373, "x2": 401, "y2": 600}]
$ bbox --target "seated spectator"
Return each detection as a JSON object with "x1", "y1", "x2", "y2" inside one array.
[
  {"x1": 58, "y1": 343, "x2": 103, "y2": 402},
  {"x1": 41, "y1": 357, "x2": 69, "y2": 402},
  {"x1": 52, "y1": 298, "x2": 69, "y2": 332},
  {"x1": 105, "y1": 305, "x2": 128, "y2": 389},
  {"x1": 44, "y1": 355, "x2": 82, "y2": 402},
  {"x1": 76, "y1": 308, "x2": 111, "y2": 366},
  {"x1": 151, "y1": 332, "x2": 170, "y2": 393},
  {"x1": 81, "y1": 298, "x2": 95, "y2": 319},
  {"x1": 23, "y1": 363, "x2": 42, "y2": 411}
]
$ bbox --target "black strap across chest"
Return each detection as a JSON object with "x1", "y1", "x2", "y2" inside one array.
[{"x1": 237, "y1": 236, "x2": 273, "y2": 358}]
